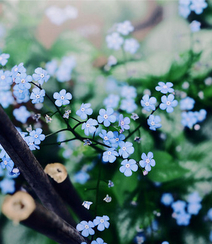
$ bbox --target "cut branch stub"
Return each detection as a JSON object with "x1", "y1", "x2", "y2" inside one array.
[
  {"x1": 45, "y1": 162, "x2": 93, "y2": 221},
  {"x1": 2, "y1": 191, "x2": 87, "y2": 244}
]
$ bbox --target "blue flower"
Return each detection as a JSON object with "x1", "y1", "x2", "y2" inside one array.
[
  {"x1": 190, "y1": 20, "x2": 201, "y2": 32},
  {"x1": 13, "y1": 84, "x2": 30, "y2": 101},
  {"x1": 45, "y1": 59, "x2": 58, "y2": 76},
  {"x1": 11, "y1": 63, "x2": 26, "y2": 79},
  {"x1": 99, "y1": 130, "x2": 114, "y2": 146},
  {"x1": 159, "y1": 94, "x2": 178, "y2": 113},
  {"x1": 110, "y1": 131, "x2": 125, "y2": 148},
  {"x1": 187, "y1": 192, "x2": 201, "y2": 203},
  {"x1": 119, "y1": 141, "x2": 134, "y2": 158},
  {"x1": 106, "y1": 32, "x2": 124, "y2": 50},
  {"x1": 1, "y1": 156, "x2": 14, "y2": 172},
  {"x1": 196, "y1": 109, "x2": 207, "y2": 122},
  {"x1": 180, "y1": 97, "x2": 195, "y2": 110},
  {"x1": 0, "y1": 178, "x2": 15, "y2": 194},
  {"x1": 161, "y1": 193, "x2": 174, "y2": 206},
  {"x1": 76, "y1": 103, "x2": 93, "y2": 120},
  {"x1": 0, "y1": 70, "x2": 12, "y2": 89},
  {"x1": 124, "y1": 38, "x2": 139, "y2": 54},
  {"x1": 161, "y1": 241, "x2": 169, "y2": 244},
  {"x1": 0, "y1": 53, "x2": 10, "y2": 66},
  {"x1": 139, "y1": 152, "x2": 155, "y2": 172},
  {"x1": 141, "y1": 94, "x2": 157, "y2": 112},
  {"x1": 14, "y1": 72, "x2": 32, "y2": 89},
  {"x1": 119, "y1": 159, "x2": 138, "y2": 177},
  {"x1": 175, "y1": 212, "x2": 191, "y2": 226},
  {"x1": 29, "y1": 128, "x2": 45, "y2": 145},
  {"x1": 103, "y1": 94, "x2": 119, "y2": 108},
  {"x1": 13, "y1": 106, "x2": 31, "y2": 123},
  {"x1": 121, "y1": 85, "x2": 137, "y2": 99},
  {"x1": 190, "y1": 0, "x2": 207, "y2": 14},
  {"x1": 97, "y1": 108, "x2": 116, "y2": 127},
  {"x1": 171, "y1": 200, "x2": 186, "y2": 214},
  {"x1": 74, "y1": 171, "x2": 90, "y2": 184},
  {"x1": 93, "y1": 215, "x2": 110, "y2": 231},
  {"x1": 30, "y1": 87, "x2": 45, "y2": 104},
  {"x1": 147, "y1": 115, "x2": 162, "y2": 131},
  {"x1": 116, "y1": 20, "x2": 134, "y2": 35},
  {"x1": 179, "y1": 4, "x2": 191, "y2": 18},
  {"x1": 53, "y1": 89, "x2": 72, "y2": 107},
  {"x1": 91, "y1": 237, "x2": 107, "y2": 244},
  {"x1": 120, "y1": 99, "x2": 137, "y2": 113},
  {"x1": 187, "y1": 202, "x2": 202, "y2": 215},
  {"x1": 102, "y1": 148, "x2": 119, "y2": 163},
  {"x1": 24, "y1": 136, "x2": 40, "y2": 150},
  {"x1": 82, "y1": 119, "x2": 98, "y2": 136},
  {"x1": 119, "y1": 114, "x2": 130, "y2": 132},
  {"x1": 0, "y1": 91, "x2": 14, "y2": 108},
  {"x1": 207, "y1": 208, "x2": 212, "y2": 221},
  {"x1": 33, "y1": 67, "x2": 50, "y2": 85},
  {"x1": 76, "y1": 220, "x2": 95, "y2": 237},
  {"x1": 155, "y1": 82, "x2": 174, "y2": 94},
  {"x1": 181, "y1": 111, "x2": 197, "y2": 128}
]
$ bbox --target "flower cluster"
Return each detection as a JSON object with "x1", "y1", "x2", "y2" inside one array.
[
  {"x1": 179, "y1": 0, "x2": 207, "y2": 18},
  {"x1": 106, "y1": 21, "x2": 139, "y2": 54},
  {"x1": 76, "y1": 215, "x2": 109, "y2": 243}
]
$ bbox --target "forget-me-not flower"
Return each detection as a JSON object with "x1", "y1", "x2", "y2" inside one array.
[
  {"x1": 121, "y1": 85, "x2": 137, "y2": 98},
  {"x1": 147, "y1": 115, "x2": 162, "y2": 131},
  {"x1": 99, "y1": 130, "x2": 114, "y2": 146},
  {"x1": 180, "y1": 96, "x2": 195, "y2": 110},
  {"x1": 190, "y1": 20, "x2": 201, "y2": 32},
  {"x1": 190, "y1": 0, "x2": 207, "y2": 14},
  {"x1": 91, "y1": 237, "x2": 107, "y2": 244},
  {"x1": 1, "y1": 156, "x2": 14, "y2": 172},
  {"x1": 11, "y1": 63, "x2": 26, "y2": 79},
  {"x1": 0, "y1": 91, "x2": 14, "y2": 108},
  {"x1": 53, "y1": 89, "x2": 72, "y2": 107},
  {"x1": 0, "y1": 178, "x2": 15, "y2": 194},
  {"x1": 116, "y1": 20, "x2": 134, "y2": 35},
  {"x1": 30, "y1": 87, "x2": 45, "y2": 104},
  {"x1": 155, "y1": 82, "x2": 174, "y2": 94},
  {"x1": 33, "y1": 67, "x2": 50, "y2": 85},
  {"x1": 0, "y1": 53, "x2": 10, "y2": 66},
  {"x1": 82, "y1": 119, "x2": 98, "y2": 136},
  {"x1": 106, "y1": 32, "x2": 124, "y2": 50},
  {"x1": 119, "y1": 159, "x2": 138, "y2": 177},
  {"x1": 175, "y1": 212, "x2": 191, "y2": 226},
  {"x1": 76, "y1": 220, "x2": 95, "y2": 237},
  {"x1": 110, "y1": 131, "x2": 125, "y2": 148},
  {"x1": 29, "y1": 128, "x2": 45, "y2": 145},
  {"x1": 161, "y1": 193, "x2": 174, "y2": 206},
  {"x1": 124, "y1": 38, "x2": 139, "y2": 54},
  {"x1": 181, "y1": 111, "x2": 197, "y2": 128},
  {"x1": 139, "y1": 152, "x2": 155, "y2": 172},
  {"x1": 13, "y1": 106, "x2": 31, "y2": 123},
  {"x1": 120, "y1": 98, "x2": 137, "y2": 113},
  {"x1": 103, "y1": 94, "x2": 119, "y2": 108},
  {"x1": 76, "y1": 103, "x2": 93, "y2": 120},
  {"x1": 159, "y1": 94, "x2": 178, "y2": 113},
  {"x1": 102, "y1": 148, "x2": 119, "y2": 163},
  {"x1": 15, "y1": 72, "x2": 32, "y2": 89},
  {"x1": 93, "y1": 215, "x2": 110, "y2": 231},
  {"x1": 119, "y1": 141, "x2": 134, "y2": 158},
  {"x1": 119, "y1": 114, "x2": 130, "y2": 132},
  {"x1": 97, "y1": 108, "x2": 116, "y2": 127},
  {"x1": 141, "y1": 94, "x2": 157, "y2": 112},
  {"x1": 0, "y1": 70, "x2": 12, "y2": 89}
]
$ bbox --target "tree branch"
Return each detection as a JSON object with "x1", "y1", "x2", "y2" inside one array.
[{"x1": 0, "y1": 105, "x2": 75, "y2": 226}]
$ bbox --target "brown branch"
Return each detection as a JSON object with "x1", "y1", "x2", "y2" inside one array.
[
  {"x1": 0, "y1": 105, "x2": 75, "y2": 226},
  {"x1": 2, "y1": 191, "x2": 87, "y2": 244},
  {"x1": 45, "y1": 163, "x2": 93, "y2": 221}
]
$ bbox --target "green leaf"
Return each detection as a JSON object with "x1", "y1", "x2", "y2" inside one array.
[
  {"x1": 112, "y1": 168, "x2": 138, "y2": 206},
  {"x1": 148, "y1": 151, "x2": 188, "y2": 183}
]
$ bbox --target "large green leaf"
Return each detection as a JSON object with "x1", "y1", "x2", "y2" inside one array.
[{"x1": 148, "y1": 151, "x2": 188, "y2": 183}]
